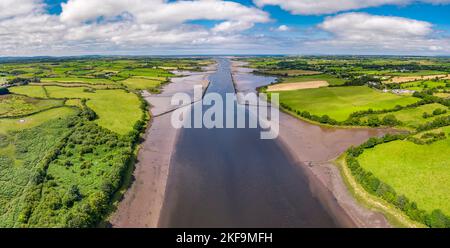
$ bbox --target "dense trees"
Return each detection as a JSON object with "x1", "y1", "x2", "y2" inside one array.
[
  {"x1": 342, "y1": 75, "x2": 381, "y2": 87},
  {"x1": 0, "y1": 87, "x2": 9, "y2": 95}
]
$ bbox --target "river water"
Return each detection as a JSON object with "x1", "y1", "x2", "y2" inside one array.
[{"x1": 158, "y1": 58, "x2": 340, "y2": 227}]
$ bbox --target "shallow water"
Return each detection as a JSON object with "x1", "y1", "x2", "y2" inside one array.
[{"x1": 159, "y1": 58, "x2": 340, "y2": 227}]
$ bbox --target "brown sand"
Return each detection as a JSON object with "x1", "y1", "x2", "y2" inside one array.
[
  {"x1": 109, "y1": 67, "x2": 213, "y2": 228},
  {"x1": 267, "y1": 81, "x2": 329, "y2": 91}
]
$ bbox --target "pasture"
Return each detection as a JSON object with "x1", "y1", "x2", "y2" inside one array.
[
  {"x1": 121, "y1": 77, "x2": 164, "y2": 91},
  {"x1": 9, "y1": 85, "x2": 47, "y2": 98},
  {"x1": 362, "y1": 103, "x2": 449, "y2": 128},
  {"x1": 0, "y1": 95, "x2": 63, "y2": 117},
  {"x1": 281, "y1": 74, "x2": 346, "y2": 86},
  {"x1": 44, "y1": 86, "x2": 142, "y2": 135},
  {"x1": 275, "y1": 86, "x2": 419, "y2": 121},
  {"x1": 358, "y1": 127, "x2": 450, "y2": 216}
]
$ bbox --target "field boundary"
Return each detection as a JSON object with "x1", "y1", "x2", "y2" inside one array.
[{"x1": 335, "y1": 154, "x2": 425, "y2": 228}]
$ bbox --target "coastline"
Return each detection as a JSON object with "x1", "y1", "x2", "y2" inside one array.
[{"x1": 109, "y1": 67, "x2": 214, "y2": 227}]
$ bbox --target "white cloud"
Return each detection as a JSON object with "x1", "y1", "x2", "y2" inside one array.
[
  {"x1": 0, "y1": 0, "x2": 42, "y2": 19},
  {"x1": 60, "y1": 0, "x2": 269, "y2": 26},
  {"x1": 254, "y1": 0, "x2": 450, "y2": 15},
  {"x1": 319, "y1": 12, "x2": 432, "y2": 38},
  {"x1": 212, "y1": 21, "x2": 255, "y2": 33},
  {"x1": 312, "y1": 13, "x2": 449, "y2": 53},
  {"x1": 277, "y1": 25, "x2": 290, "y2": 31},
  {"x1": 0, "y1": 0, "x2": 449, "y2": 55},
  {"x1": 0, "y1": 0, "x2": 271, "y2": 55}
]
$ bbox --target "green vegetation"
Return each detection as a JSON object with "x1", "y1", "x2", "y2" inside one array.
[
  {"x1": 250, "y1": 56, "x2": 450, "y2": 227},
  {"x1": 121, "y1": 77, "x2": 165, "y2": 91},
  {"x1": 9, "y1": 85, "x2": 48, "y2": 98},
  {"x1": 0, "y1": 95, "x2": 63, "y2": 117},
  {"x1": 281, "y1": 74, "x2": 346, "y2": 86},
  {"x1": 346, "y1": 129, "x2": 450, "y2": 228},
  {"x1": 0, "y1": 107, "x2": 78, "y2": 134},
  {"x1": 362, "y1": 103, "x2": 448, "y2": 128},
  {"x1": 44, "y1": 86, "x2": 142, "y2": 135},
  {"x1": 41, "y1": 77, "x2": 114, "y2": 85},
  {"x1": 257, "y1": 69, "x2": 321, "y2": 76},
  {"x1": 0, "y1": 56, "x2": 211, "y2": 227},
  {"x1": 275, "y1": 86, "x2": 419, "y2": 122}
]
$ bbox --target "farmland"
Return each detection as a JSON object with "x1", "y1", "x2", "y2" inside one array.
[
  {"x1": 248, "y1": 55, "x2": 450, "y2": 227},
  {"x1": 0, "y1": 57, "x2": 211, "y2": 227},
  {"x1": 274, "y1": 86, "x2": 419, "y2": 122},
  {"x1": 357, "y1": 127, "x2": 450, "y2": 216},
  {"x1": 280, "y1": 74, "x2": 346, "y2": 86}
]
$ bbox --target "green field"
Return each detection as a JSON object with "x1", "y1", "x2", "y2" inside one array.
[
  {"x1": 260, "y1": 69, "x2": 321, "y2": 76},
  {"x1": 44, "y1": 86, "x2": 142, "y2": 135},
  {"x1": 0, "y1": 107, "x2": 78, "y2": 134},
  {"x1": 281, "y1": 74, "x2": 346, "y2": 86},
  {"x1": 117, "y1": 68, "x2": 172, "y2": 78},
  {"x1": 358, "y1": 127, "x2": 450, "y2": 216},
  {"x1": 276, "y1": 86, "x2": 420, "y2": 121},
  {"x1": 9, "y1": 85, "x2": 47, "y2": 98},
  {"x1": 41, "y1": 77, "x2": 114, "y2": 85},
  {"x1": 402, "y1": 80, "x2": 450, "y2": 91},
  {"x1": 363, "y1": 103, "x2": 449, "y2": 128},
  {"x1": 0, "y1": 95, "x2": 63, "y2": 117},
  {"x1": 121, "y1": 77, "x2": 164, "y2": 91}
]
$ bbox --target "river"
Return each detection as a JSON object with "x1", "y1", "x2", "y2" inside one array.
[{"x1": 158, "y1": 58, "x2": 340, "y2": 227}]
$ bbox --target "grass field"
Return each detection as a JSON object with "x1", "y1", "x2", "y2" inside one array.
[
  {"x1": 121, "y1": 77, "x2": 164, "y2": 90},
  {"x1": 401, "y1": 80, "x2": 449, "y2": 91},
  {"x1": 117, "y1": 68, "x2": 172, "y2": 78},
  {"x1": 276, "y1": 86, "x2": 420, "y2": 121},
  {"x1": 362, "y1": 103, "x2": 449, "y2": 128},
  {"x1": 0, "y1": 95, "x2": 63, "y2": 117},
  {"x1": 435, "y1": 92, "x2": 450, "y2": 99},
  {"x1": 281, "y1": 74, "x2": 346, "y2": 86},
  {"x1": 358, "y1": 127, "x2": 450, "y2": 216},
  {"x1": 9, "y1": 85, "x2": 47, "y2": 98},
  {"x1": 44, "y1": 86, "x2": 142, "y2": 135},
  {"x1": 0, "y1": 107, "x2": 78, "y2": 134},
  {"x1": 41, "y1": 77, "x2": 114, "y2": 85},
  {"x1": 262, "y1": 69, "x2": 321, "y2": 76}
]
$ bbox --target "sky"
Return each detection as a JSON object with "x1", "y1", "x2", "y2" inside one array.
[{"x1": 1, "y1": 0, "x2": 450, "y2": 56}]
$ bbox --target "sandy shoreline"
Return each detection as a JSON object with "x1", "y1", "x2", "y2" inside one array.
[
  {"x1": 110, "y1": 67, "x2": 214, "y2": 227},
  {"x1": 231, "y1": 60, "x2": 391, "y2": 227}
]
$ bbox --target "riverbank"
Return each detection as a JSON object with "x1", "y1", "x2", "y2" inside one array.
[
  {"x1": 110, "y1": 66, "x2": 214, "y2": 227},
  {"x1": 231, "y1": 60, "x2": 392, "y2": 227}
]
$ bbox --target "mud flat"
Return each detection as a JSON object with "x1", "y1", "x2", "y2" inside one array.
[
  {"x1": 231, "y1": 61, "x2": 392, "y2": 227},
  {"x1": 110, "y1": 66, "x2": 214, "y2": 227}
]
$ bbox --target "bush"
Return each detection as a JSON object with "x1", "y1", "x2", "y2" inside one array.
[
  {"x1": 381, "y1": 115, "x2": 401, "y2": 126},
  {"x1": 0, "y1": 87, "x2": 9, "y2": 95}
]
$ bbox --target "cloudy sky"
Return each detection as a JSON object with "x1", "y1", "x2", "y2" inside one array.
[{"x1": 1, "y1": 0, "x2": 450, "y2": 56}]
